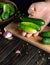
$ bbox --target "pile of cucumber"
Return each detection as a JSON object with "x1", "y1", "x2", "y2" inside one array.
[
  {"x1": 18, "y1": 16, "x2": 45, "y2": 34},
  {"x1": 18, "y1": 16, "x2": 50, "y2": 45},
  {"x1": 40, "y1": 32, "x2": 50, "y2": 45},
  {"x1": 0, "y1": 2, "x2": 15, "y2": 22}
]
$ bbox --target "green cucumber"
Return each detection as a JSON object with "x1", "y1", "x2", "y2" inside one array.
[
  {"x1": 2, "y1": 12, "x2": 9, "y2": 20},
  {"x1": 40, "y1": 32, "x2": 50, "y2": 38},
  {"x1": 0, "y1": 8, "x2": 2, "y2": 15},
  {"x1": 20, "y1": 17, "x2": 45, "y2": 26},
  {"x1": 3, "y1": 4, "x2": 10, "y2": 13},
  {"x1": 19, "y1": 22, "x2": 41, "y2": 31},
  {"x1": 18, "y1": 22, "x2": 37, "y2": 34},
  {"x1": 2, "y1": 4, "x2": 10, "y2": 20},
  {"x1": 0, "y1": 16, "x2": 2, "y2": 22},
  {"x1": 7, "y1": 3, "x2": 15, "y2": 16},
  {"x1": 41, "y1": 38, "x2": 50, "y2": 45},
  {"x1": 0, "y1": 2, "x2": 6, "y2": 8}
]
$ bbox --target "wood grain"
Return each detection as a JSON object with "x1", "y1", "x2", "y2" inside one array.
[{"x1": 4, "y1": 22, "x2": 50, "y2": 53}]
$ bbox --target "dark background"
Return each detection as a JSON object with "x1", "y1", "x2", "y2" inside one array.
[{"x1": 11, "y1": 0, "x2": 45, "y2": 15}]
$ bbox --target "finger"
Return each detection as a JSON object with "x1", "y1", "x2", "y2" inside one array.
[
  {"x1": 21, "y1": 31, "x2": 27, "y2": 36},
  {"x1": 28, "y1": 5, "x2": 34, "y2": 14},
  {"x1": 33, "y1": 32, "x2": 40, "y2": 37},
  {"x1": 26, "y1": 33, "x2": 32, "y2": 37},
  {"x1": 28, "y1": 15, "x2": 35, "y2": 18},
  {"x1": 28, "y1": 4, "x2": 36, "y2": 17}
]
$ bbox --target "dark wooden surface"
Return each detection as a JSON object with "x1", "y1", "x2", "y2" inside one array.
[
  {"x1": 0, "y1": 35, "x2": 50, "y2": 65},
  {"x1": 0, "y1": 21, "x2": 49, "y2": 65}
]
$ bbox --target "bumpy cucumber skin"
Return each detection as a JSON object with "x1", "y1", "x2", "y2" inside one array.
[
  {"x1": 18, "y1": 23, "x2": 37, "y2": 34},
  {"x1": 20, "y1": 22, "x2": 41, "y2": 31},
  {"x1": 20, "y1": 17, "x2": 45, "y2": 26},
  {"x1": 40, "y1": 32, "x2": 50, "y2": 38},
  {"x1": 41, "y1": 38, "x2": 50, "y2": 45}
]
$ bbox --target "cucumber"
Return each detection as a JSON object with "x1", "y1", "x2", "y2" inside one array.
[
  {"x1": 3, "y1": 4, "x2": 10, "y2": 13},
  {"x1": 0, "y1": 8, "x2": 2, "y2": 15},
  {"x1": 41, "y1": 38, "x2": 50, "y2": 45},
  {"x1": 19, "y1": 22, "x2": 41, "y2": 31},
  {"x1": 7, "y1": 3, "x2": 15, "y2": 16},
  {"x1": 0, "y1": 16, "x2": 2, "y2": 22},
  {"x1": 2, "y1": 12, "x2": 9, "y2": 20},
  {"x1": 40, "y1": 32, "x2": 50, "y2": 38},
  {"x1": 18, "y1": 22, "x2": 37, "y2": 34},
  {"x1": 0, "y1": 2, "x2": 6, "y2": 8},
  {"x1": 20, "y1": 17, "x2": 45, "y2": 26},
  {"x1": 2, "y1": 4, "x2": 10, "y2": 20}
]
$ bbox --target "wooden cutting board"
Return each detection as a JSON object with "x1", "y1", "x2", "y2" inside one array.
[{"x1": 4, "y1": 22, "x2": 50, "y2": 53}]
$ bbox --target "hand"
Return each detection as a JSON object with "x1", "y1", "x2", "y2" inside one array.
[{"x1": 21, "y1": 2, "x2": 50, "y2": 37}]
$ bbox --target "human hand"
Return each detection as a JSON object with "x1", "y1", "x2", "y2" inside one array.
[{"x1": 21, "y1": 2, "x2": 50, "y2": 37}]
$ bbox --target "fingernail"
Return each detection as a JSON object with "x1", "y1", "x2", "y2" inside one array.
[
  {"x1": 26, "y1": 33, "x2": 32, "y2": 37},
  {"x1": 22, "y1": 32, "x2": 26, "y2": 36}
]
